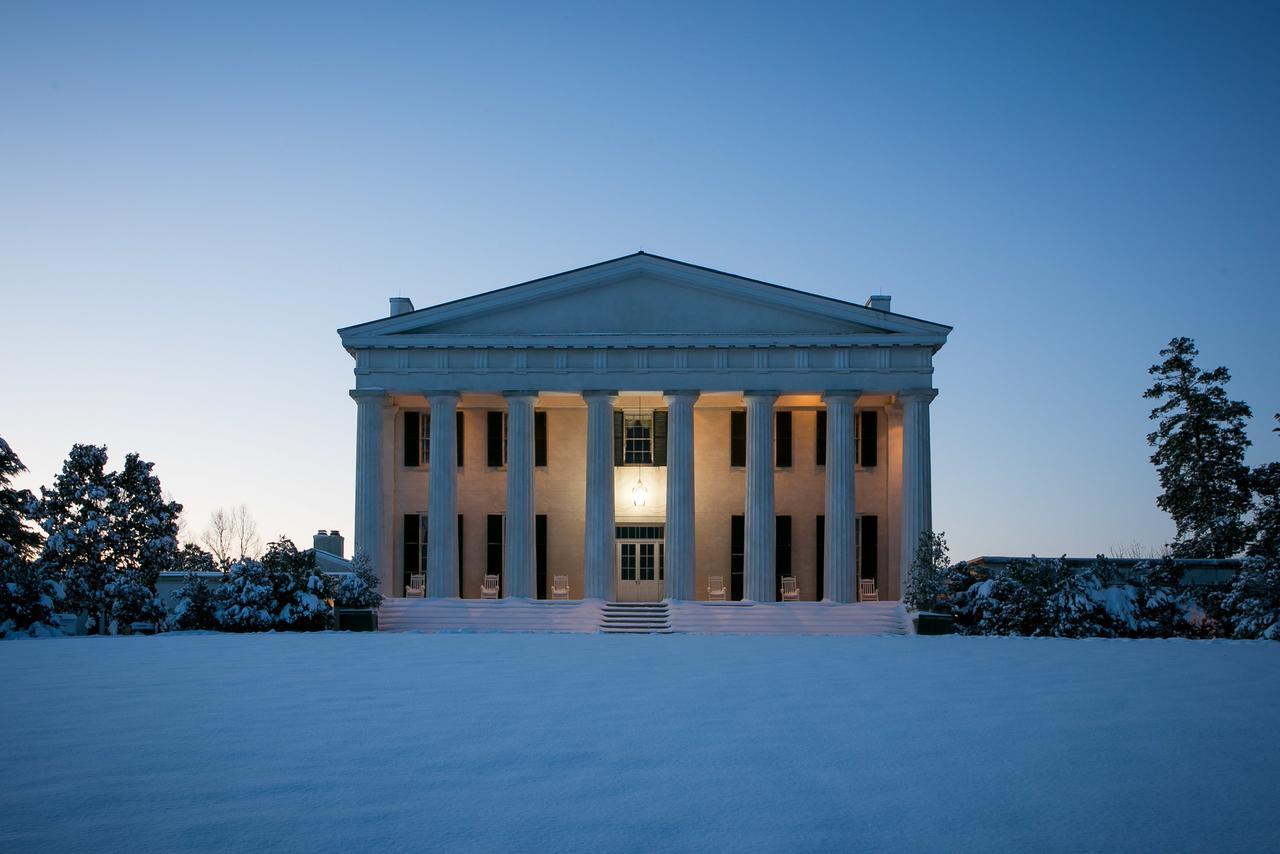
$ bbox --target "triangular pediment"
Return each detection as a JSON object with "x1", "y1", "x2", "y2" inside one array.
[{"x1": 339, "y1": 253, "x2": 950, "y2": 345}]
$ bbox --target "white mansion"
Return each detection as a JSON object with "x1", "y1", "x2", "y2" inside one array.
[{"x1": 339, "y1": 253, "x2": 949, "y2": 606}]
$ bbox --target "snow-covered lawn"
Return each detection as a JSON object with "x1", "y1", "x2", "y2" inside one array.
[{"x1": 2, "y1": 634, "x2": 1278, "y2": 853}]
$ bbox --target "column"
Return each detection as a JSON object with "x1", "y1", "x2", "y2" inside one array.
[
  {"x1": 350, "y1": 388, "x2": 389, "y2": 592},
  {"x1": 743, "y1": 391, "x2": 778, "y2": 602},
  {"x1": 583, "y1": 391, "x2": 617, "y2": 600},
  {"x1": 663, "y1": 391, "x2": 699, "y2": 600},
  {"x1": 822, "y1": 391, "x2": 859, "y2": 603},
  {"x1": 503, "y1": 392, "x2": 538, "y2": 598},
  {"x1": 426, "y1": 391, "x2": 460, "y2": 598},
  {"x1": 899, "y1": 389, "x2": 938, "y2": 588}
]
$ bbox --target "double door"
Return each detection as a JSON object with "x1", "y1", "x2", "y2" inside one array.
[{"x1": 616, "y1": 539, "x2": 664, "y2": 602}]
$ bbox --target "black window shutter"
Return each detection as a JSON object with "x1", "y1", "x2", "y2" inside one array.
[
  {"x1": 535, "y1": 411, "x2": 548, "y2": 467},
  {"x1": 487, "y1": 412, "x2": 504, "y2": 467},
  {"x1": 775, "y1": 515, "x2": 792, "y2": 601},
  {"x1": 861, "y1": 515, "x2": 878, "y2": 584},
  {"x1": 816, "y1": 410, "x2": 826, "y2": 466},
  {"x1": 652, "y1": 410, "x2": 669, "y2": 466},
  {"x1": 613, "y1": 410, "x2": 625, "y2": 467},
  {"x1": 816, "y1": 515, "x2": 825, "y2": 602},
  {"x1": 535, "y1": 514, "x2": 548, "y2": 599},
  {"x1": 487, "y1": 514, "x2": 504, "y2": 596},
  {"x1": 456, "y1": 411, "x2": 465, "y2": 467},
  {"x1": 776, "y1": 412, "x2": 792, "y2": 468},
  {"x1": 403, "y1": 513, "x2": 419, "y2": 593},
  {"x1": 404, "y1": 412, "x2": 420, "y2": 467},
  {"x1": 457, "y1": 514, "x2": 465, "y2": 597},
  {"x1": 730, "y1": 410, "x2": 746, "y2": 467},
  {"x1": 860, "y1": 411, "x2": 878, "y2": 468},
  {"x1": 730, "y1": 515, "x2": 745, "y2": 601}
]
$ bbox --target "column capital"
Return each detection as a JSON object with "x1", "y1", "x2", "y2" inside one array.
[
  {"x1": 662, "y1": 390, "x2": 701, "y2": 404},
  {"x1": 897, "y1": 388, "x2": 939, "y2": 404},
  {"x1": 349, "y1": 388, "x2": 388, "y2": 403},
  {"x1": 502, "y1": 390, "x2": 541, "y2": 401},
  {"x1": 581, "y1": 390, "x2": 619, "y2": 403},
  {"x1": 421, "y1": 390, "x2": 461, "y2": 402},
  {"x1": 742, "y1": 390, "x2": 781, "y2": 402},
  {"x1": 821, "y1": 390, "x2": 863, "y2": 404}
]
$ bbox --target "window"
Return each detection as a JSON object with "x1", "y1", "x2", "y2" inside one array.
[
  {"x1": 613, "y1": 410, "x2": 667, "y2": 466},
  {"x1": 816, "y1": 410, "x2": 826, "y2": 466},
  {"x1": 730, "y1": 410, "x2": 746, "y2": 467},
  {"x1": 405, "y1": 411, "x2": 463, "y2": 467},
  {"x1": 816, "y1": 514, "x2": 878, "y2": 597},
  {"x1": 535, "y1": 515, "x2": 548, "y2": 599},
  {"x1": 816, "y1": 515, "x2": 825, "y2": 601},
  {"x1": 816, "y1": 410, "x2": 878, "y2": 467},
  {"x1": 776, "y1": 411, "x2": 792, "y2": 468},
  {"x1": 403, "y1": 513, "x2": 427, "y2": 593},
  {"x1": 486, "y1": 514, "x2": 504, "y2": 596},
  {"x1": 624, "y1": 412, "x2": 653, "y2": 464},
  {"x1": 486, "y1": 411, "x2": 548, "y2": 467},
  {"x1": 730, "y1": 515, "x2": 745, "y2": 601},
  {"x1": 775, "y1": 515, "x2": 792, "y2": 600}
]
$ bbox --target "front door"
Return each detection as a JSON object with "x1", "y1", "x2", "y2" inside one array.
[{"x1": 616, "y1": 539, "x2": 664, "y2": 602}]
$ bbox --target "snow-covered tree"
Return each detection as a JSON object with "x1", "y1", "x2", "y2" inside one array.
[
  {"x1": 1246, "y1": 414, "x2": 1280, "y2": 561},
  {"x1": 0, "y1": 436, "x2": 42, "y2": 561},
  {"x1": 904, "y1": 531, "x2": 951, "y2": 613},
  {"x1": 167, "y1": 569, "x2": 221, "y2": 632},
  {"x1": 1221, "y1": 557, "x2": 1280, "y2": 640},
  {"x1": 1144, "y1": 337, "x2": 1253, "y2": 558},
  {"x1": 334, "y1": 549, "x2": 383, "y2": 609},
  {"x1": 0, "y1": 539, "x2": 64, "y2": 638},
  {"x1": 109, "y1": 453, "x2": 182, "y2": 589},
  {"x1": 32, "y1": 445, "x2": 117, "y2": 632},
  {"x1": 1040, "y1": 558, "x2": 1110, "y2": 638},
  {"x1": 261, "y1": 538, "x2": 333, "y2": 631},
  {"x1": 216, "y1": 559, "x2": 275, "y2": 631}
]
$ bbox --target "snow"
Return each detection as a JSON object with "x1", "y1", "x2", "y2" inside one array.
[{"x1": 2, "y1": 633, "x2": 1278, "y2": 852}]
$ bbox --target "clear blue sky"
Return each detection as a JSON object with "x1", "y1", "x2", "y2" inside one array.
[{"x1": 3, "y1": 1, "x2": 1277, "y2": 560}]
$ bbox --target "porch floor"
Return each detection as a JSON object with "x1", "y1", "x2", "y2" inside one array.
[{"x1": 378, "y1": 597, "x2": 909, "y2": 635}]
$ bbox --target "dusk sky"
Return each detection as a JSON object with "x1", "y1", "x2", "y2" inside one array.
[{"x1": 3, "y1": 2, "x2": 1277, "y2": 561}]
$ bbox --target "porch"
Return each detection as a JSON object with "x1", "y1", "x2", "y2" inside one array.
[{"x1": 377, "y1": 597, "x2": 909, "y2": 635}]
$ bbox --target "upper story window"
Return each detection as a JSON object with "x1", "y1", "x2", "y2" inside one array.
[
  {"x1": 624, "y1": 412, "x2": 653, "y2": 465},
  {"x1": 613, "y1": 409, "x2": 667, "y2": 466}
]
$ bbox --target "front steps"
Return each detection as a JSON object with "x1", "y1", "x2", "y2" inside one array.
[
  {"x1": 599, "y1": 601, "x2": 672, "y2": 634},
  {"x1": 668, "y1": 600, "x2": 909, "y2": 636}
]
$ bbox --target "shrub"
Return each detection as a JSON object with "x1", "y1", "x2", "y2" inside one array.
[
  {"x1": 1221, "y1": 557, "x2": 1280, "y2": 640},
  {"x1": 333, "y1": 550, "x2": 382, "y2": 610},
  {"x1": 217, "y1": 559, "x2": 275, "y2": 631},
  {"x1": 0, "y1": 541, "x2": 64, "y2": 638},
  {"x1": 167, "y1": 570, "x2": 221, "y2": 632},
  {"x1": 904, "y1": 531, "x2": 951, "y2": 613}
]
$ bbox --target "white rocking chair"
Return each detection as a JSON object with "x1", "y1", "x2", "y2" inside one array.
[
  {"x1": 707, "y1": 575, "x2": 727, "y2": 601},
  {"x1": 405, "y1": 573, "x2": 425, "y2": 598},
  {"x1": 780, "y1": 576, "x2": 799, "y2": 601},
  {"x1": 480, "y1": 574, "x2": 500, "y2": 599},
  {"x1": 550, "y1": 575, "x2": 570, "y2": 599},
  {"x1": 859, "y1": 578, "x2": 879, "y2": 602}
]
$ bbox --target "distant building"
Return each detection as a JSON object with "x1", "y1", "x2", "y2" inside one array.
[{"x1": 337, "y1": 253, "x2": 951, "y2": 603}]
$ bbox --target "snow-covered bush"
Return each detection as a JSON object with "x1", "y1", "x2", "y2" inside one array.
[
  {"x1": 262, "y1": 538, "x2": 333, "y2": 631},
  {"x1": 216, "y1": 559, "x2": 275, "y2": 631},
  {"x1": 107, "y1": 570, "x2": 166, "y2": 632},
  {"x1": 333, "y1": 550, "x2": 382, "y2": 610},
  {"x1": 950, "y1": 557, "x2": 1112, "y2": 637},
  {"x1": 0, "y1": 541, "x2": 64, "y2": 638},
  {"x1": 1221, "y1": 557, "x2": 1280, "y2": 640},
  {"x1": 904, "y1": 531, "x2": 951, "y2": 613},
  {"x1": 167, "y1": 570, "x2": 221, "y2": 632}
]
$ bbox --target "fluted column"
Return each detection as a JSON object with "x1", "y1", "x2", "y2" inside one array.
[
  {"x1": 822, "y1": 391, "x2": 860, "y2": 603},
  {"x1": 743, "y1": 391, "x2": 778, "y2": 602},
  {"x1": 663, "y1": 391, "x2": 699, "y2": 601},
  {"x1": 426, "y1": 392, "x2": 460, "y2": 598},
  {"x1": 900, "y1": 389, "x2": 938, "y2": 589},
  {"x1": 503, "y1": 392, "x2": 537, "y2": 598},
  {"x1": 350, "y1": 388, "x2": 389, "y2": 592},
  {"x1": 583, "y1": 391, "x2": 618, "y2": 600}
]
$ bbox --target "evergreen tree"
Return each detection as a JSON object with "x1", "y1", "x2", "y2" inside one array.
[
  {"x1": 216, "y1": 558, "x2": 275, "y2": 631},
  {"x1": 261, "y1": 537, "x2": 333, "y2": 631},
  {"x1": 0, "y1": 436, "x2": 42, "y2": 560},
  {"x1": 904, "y1": 531, "x2": 951, "y2": 613},
  {"x1": 1247, "y1": 414, "x2": 1280, "y2": 560},
  {"x1": 0, "y1": 539, "x2": 64, "y2": 637},
  {"x1": 1144, "y1": 337, "x2": 1253, "y2": 558},
  {"x1": 166, "y1": 569, "x2": 221, "y2": 631},
  {"x1": 32, "y1": 445, "x2": 117, "y2": 632},
  {"x1": 334, "y1": 549, "x2": 383, "y2": 609},
  {"x1": 109, "y1": 453, "x2": 183, "y2": 589}
]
